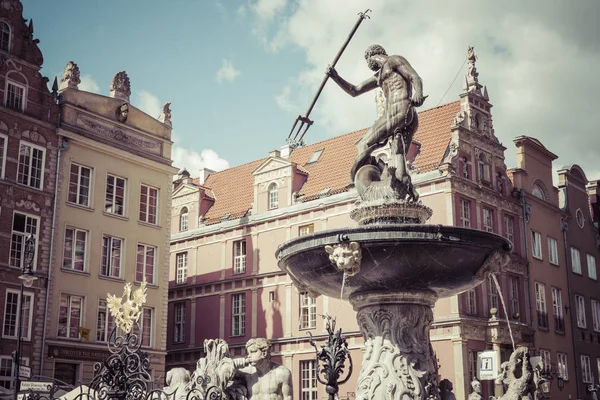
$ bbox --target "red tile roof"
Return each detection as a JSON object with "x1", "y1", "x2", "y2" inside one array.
[{"x1": 196, "y1": 101, "x2": 458, "y2": 224}]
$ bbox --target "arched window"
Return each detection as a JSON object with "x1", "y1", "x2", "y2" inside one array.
[
  {"x1": 532, "y1": 183, "x2": 546, "y2": 201},
  {"x1": 180, "y1": 207, "x2": 189, "y2": 231},
  {"x1": 268, "y1": 183, "x2": 278, "y2": 210},
  {"x1": 0, "y1": 22, "x2": 10, "y2": 51}
]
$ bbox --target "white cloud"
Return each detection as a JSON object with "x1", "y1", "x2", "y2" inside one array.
[
  {"x1": 251, "y1": 0, "x2": 600, "y2": 176},
  {"x1": 216, "y1": 59, "x2": 241, "y2": 84},
  {"x1": 79, "y1": 74, "x2": 99, "y2": 93},
  {"x1": 274, "y1": 85, "x2": 296, "y2": 113},
  {"x1": 135, "y1": 90, "x2": 162, "y2": 118},
  {"x1": 172, "y1": 146, "x2": 230, "y2": 173}
]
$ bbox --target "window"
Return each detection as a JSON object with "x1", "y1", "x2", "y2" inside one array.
[
  {"x1": 478, "y1": 156, "x2": 490, "y2": 182},
  {"x1": 174, "y1": 303, "x2": 186, "y2": 344},
  {"x1": 466, "y1": 289, "x2": 477, "y2": 315},
  {"x1": 233, "y1": 240, "x2": 246, "y2": 274},
  {"x1": 576, "y1": 295, "x2": 586, "y2": 328},
  {"x1": 531, "y1": 231, "x2": 542, "y2": 259},
  {"x1": 546, "y1": 238, "x2": 558, "y2": 265},
  {"x1": 532, "y1": 184, "x2": 546, "y2": 201},
  {"x1": 58, "y1": 294, "x2": 83, "y2": 339},
  {"x1": 3, "y1": 290, "x2": 33, "y2": 340},
  {"x1": 483, "y1": 208, "x2": 493, "y2": 232},
  {"x1": 62, "y1": 227, "x2": 87, "y2": 271},
  {"x1": 509, "y1": 276, "x2": 520, "y2": 317},
  {"x1": 571, "y1": 247, "x2": 582, "y2": 274},
  {"x1": 6, "y1": 81, "x2": 25, "y2": 111},
  {"x1": 10, "y1": 212, "x2": 38, "y2": 269},
  {"x1": 299, "y1": 224, "x2": 314, "y2": 237},
  {"x1": 300, "y1": 360, "x2": 318, "y2": 400},
  {"x1": 136, "y1": 244, "x2": 156, "y2": 284},
  {"x1": 268, "y1": 183, "x2": 278, "y2": 210},
  {"x1": 140, "y1": 307, "x2": 153, "y2": 347},
  {"x1": 504, "y1": 215, "x2": 514, "y2": 245},
  {"x1": 17, "y1": 142, "x2": 45, "y2": 189},
  {"x1": 0, "y1": 357, "x2": 12, "y2": 389},
  {"x1": 0, "y1": 21, "x2": 10, "y2": 51},
  {"x1": 0, "y1": 134, "x2": 7, "y2": 179},
  {"x1": 139, "y1": 184, "x2": 159, "y2": 224},
  {"x1": 105, "y1": 174, "x2": 126, "y2": 215},
  {"x1": 299, "y1": 294, "x2": 316, "y2": 330},
  {"x1": 460, "y1": 199, "x2": 471, "y2": 228},
  {"x1": 307, "y1": 148, "x2": 324, "y2": 164},
  {"x1": 581, "y1": 355, "x2": 592, "y2": 383},
  {"x1": 231, "y1": 293, "x2": 246, "y2": 336},
  {"x1": 587, "y1": 254, "x2": 597, "y2": 280},
  {"x1": 540, "y1": 349, "x2": 551, "y2": 371},
  {"x1": 96, "y1": 299, "x2": 114, "y2": 342},
  {"x1": 576, "y1": 208, "x2": 585, "y2": 229},
  {"x1": 469, "y1": 350, "x2": 480, "y2": 381},
  {"x1": 101, "y1": 235, "x2": 122, "y2": 278},
  {"x1": 552, "y1": 287, "x2": 564, "y2": 332},
  {"x1": 176, "y1": 252, "x2": 188, "y2": 284},
  {"x1": 557, "y1": 353, "x2": 568, "y2": 380},
  {"x1": 488, "y1": 276, "x2": 499, "y2": 312},
  {"x1": 68, "y1": 163, "x2": 91, "y2": 207},
  {"x1": 592, "y1": 299, "x2": 600, "y2": 332},
  {"x1": 535, "y1": 283, "x2": 548, "y2": 329},
  {"x1": 180, "y1": 207, "x2": 188, "y2": 231}
]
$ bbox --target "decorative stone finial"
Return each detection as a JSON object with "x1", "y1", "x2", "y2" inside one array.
[
  {"x1": 159, "y1": 102, "x2": 172, "y2": 126},
  {"x1": 109, "y1": 71, "x2": 131, "y2": 101},
  {"x1": 106, "y1": 280, "x2": 147, "y2": 334},
  {"x1": 465, "y1": 46, "x2": 480, "y2": 92},
  {"x1": 59, "y1": 61, "x2": 80, "y2": 92}
]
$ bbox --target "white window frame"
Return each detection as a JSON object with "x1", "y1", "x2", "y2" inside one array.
[
  {"x1": 136, "y1": 243, "x2": 156, "y2": 284},
  {"x1": 300, "y1": 360, "x2": 318, "y2": 400},
  {"x1": 105, "y1": 173, "x2": 126, "y2": 216},
  {"x1": 299, "y1": 293, "x2": 316, "y2": 330},
  {"x1": 2, "y1": 289, "x2": 34, "y2": 340},
  {"x1": 101, "y1": 235, "x2": 123, "y2": 278},
  {"x1": 535, "y1": 282, "x2": 548, "y2": 329},
  {"x1": 466, "y1": 289, "x2": 477, "y2": 315},
  {"x1": 68, "y1": 163, "x2": 92, "y2": 207},
  {"x1": 96, "y1": 299, "x2": 113, "y2": 342},
  {"x1": 17, "y1": 141, "x2": 45, "y2": 190},
  {"x1": 488, "y1": 276, "x2": 499, "y2": 312},
  {"x1": 587, "y1": 254, "x2": 597, "y2": 280},
  {"x1": 10, "y1": 211, "x2": 39, "y2": 270},
  {"x1": 557, "y1": 352, "x2": 568, "y2": 380},
  {"x1": 5, "y1": 79, "x2": 26, "y2": 112},
  {"x1": 571, "y1": 247, "x2": 582, "y2": 274},
  {"x1": 576, "y1": 295, "x2": 587, "y2": 328},
  {"x1": 179, "y1": 207, "x2": 188, "y2": 231},
  {"x1": 460, "y1": 199, "x2": 471, "y2": 228},
  {"x1": 504, "y1": 215, "x2": 515, "y2": 245},
  {"x1": 0, "y1": 133, "x2": 7, "y2": 179},
  {"x1": 592, "y1": 299, "x2": 600, "y2": 333},
  {"x1": 268, "y1": 183, "x2": 278, "y2": 210},
  {"x1": 299, "y1": 224, "x2": 314, "y2": 237},
  {"x1": 233, "y1": 240, "x2": 246, "y2": 274},
  {"x1": 581, "y1": 355, "x2": 592, "y2": 383},
  {"x1": 139, "y1": 307, "x2": 153, "y2": 348},
  {"x1": 540, "y1": 349, "x2": 551, "y2": 371},
  {"x1": 62, "y1": 227, "x2": 88, "y2": 271},
  {"x1": 231, "y1": 293, "x2": 246, "y2": 337},
  {"x1": 509, "y1": 276, "x2": 520, "y2": 317},
  {"x1": 57, "y1": 293, "x2": 83, "y2": 339},
  {"x1": 548, "y1": 237, "x2": 559, "y2": 265},
  {"x1": 551, "y1": 287, "x2": 564, "y2": 332},
  {"x1": 483, "y1": 207, "x2": 493, "y2": 232},
  {"x1": 139, "y1": 184, "x2": 159, "y2": 225},
  {"x1": 174, "y1": 303, "x2": 185, "y2": 344},
  {"x1": 531, "y1": 231, "x2": 542, "y2": 260},
  {"x1": 0, "y1": 356, "x2": 28, "y2": 390},
  {"x1": 176, "y1": 252, "x2": 188, "y2": 284}
]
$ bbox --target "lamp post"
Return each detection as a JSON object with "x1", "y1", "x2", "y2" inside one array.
[{"x1": 14, "y1": 234, "x2": 37, "y2": 400}]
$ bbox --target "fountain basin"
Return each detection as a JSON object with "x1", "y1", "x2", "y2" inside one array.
[{"x1": 276, "y1": 224, "x2": 511, "y2": 300}]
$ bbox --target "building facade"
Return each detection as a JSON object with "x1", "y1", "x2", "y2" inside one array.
[
  {"x1": 167, "y1": 49, "x2": 545, "y2": 400},
  {"x1": 0, "y1": 0, "x2": 59, "y2": 390},
  {"x1": 40, "y1": 66, "x2": 177, "y2": 385}
]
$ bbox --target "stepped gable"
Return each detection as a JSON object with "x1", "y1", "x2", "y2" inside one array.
[{"x1": 197, "y1": 101, "x2": 459, "y2": 224}]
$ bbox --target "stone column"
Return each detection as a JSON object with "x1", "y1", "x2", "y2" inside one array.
[{"x1": 350, "y1": 291, "x2": 439, "y2": 400}]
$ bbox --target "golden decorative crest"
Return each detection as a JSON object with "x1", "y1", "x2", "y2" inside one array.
[{"x1": 106, "y1": 280, "x2": 148, "y2": 334}]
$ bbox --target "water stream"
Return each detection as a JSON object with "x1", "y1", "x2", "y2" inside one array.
[{"x1": 491, "y1": 273, "x2": 516, "y2": 351}]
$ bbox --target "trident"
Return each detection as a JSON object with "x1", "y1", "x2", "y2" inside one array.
[{"x1": 287, "y1": 9, "x2": 371, "y2": 147}]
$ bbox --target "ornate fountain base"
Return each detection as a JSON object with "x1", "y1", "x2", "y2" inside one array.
[
  {"x1": 350, "y1": 291, "x2": 439, "y2": 400},
  {"x1": 350, "y1": 199, "x2": 432, "y2": 225}
]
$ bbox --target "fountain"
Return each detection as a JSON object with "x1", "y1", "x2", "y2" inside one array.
[{"x1": 275, "y1": 42, "x2": 512, "y2": 399}]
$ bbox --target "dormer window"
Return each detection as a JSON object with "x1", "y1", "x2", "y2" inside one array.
[
  {"x1": 268, "y1": 182, "x2": 278, "y2": 210},
  {"x1": 5, "y1": 80, "x2": 25, "y2": 112},
  {"x1": 180, "y1": 207, "x2": 189, "y2": 231},
  {"x1": 307, "y1": 149, "x2": 324, "y2": 164},
  {"x1": 0, "y1": 22, "x2": 10, "y2": 51}
]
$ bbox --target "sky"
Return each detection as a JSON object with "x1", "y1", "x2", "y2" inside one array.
[{"x1": 22, "y1": 0, "x2": 600, "y2": 182}]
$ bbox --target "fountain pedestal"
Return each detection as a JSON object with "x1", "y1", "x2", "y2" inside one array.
[{"x1": 351, "y1": 291, "x2": 439, "y2": 399}]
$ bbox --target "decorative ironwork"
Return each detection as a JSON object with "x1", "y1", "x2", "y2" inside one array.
[{"x1": 308, "y1": 315, "x2": 353, "y2": 400}]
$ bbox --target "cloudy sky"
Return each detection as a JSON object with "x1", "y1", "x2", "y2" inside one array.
[{"x1": 23, "y1": 0, "x2": 600, "y2": 182}]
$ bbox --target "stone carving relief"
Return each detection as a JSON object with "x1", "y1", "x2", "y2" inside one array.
[
  {"x1": 116, "y1": 103, "x2": 129, "y2": 123},
  {"x1": 21, "y1": 127, "x2": 47, "y2": 145},
  {"x1": 451, "y1": 110, "x2": 466, "y2": 129},
  {"x1": 475, "y1": 251, "x2": 509, "y2": 282},
  {"x1": 324, "y1": 242, "x2": 362, "y2": 276},
  {"x1": 159, "y1": 102, "x2": 172, "y2": 126},
  {"x1": 16, "y1": 199, "x2": 40, "y2": 212},
  {"x1": 109, "y1": 71, "x2": 131, "y2": 100},
  {"x1": 60, "y1": 61, "x2": 81, "y2": 90}
]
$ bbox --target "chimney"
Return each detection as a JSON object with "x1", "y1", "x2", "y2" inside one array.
[
  {"x1": 199, "y1": 168, "x2": 215, "y2": 185},
  {"x1": 279, "y1": 144, "x2": 294, "y2": 159},
  {"x1": 269, "y1": 149, "x2": 281, "y2": 158}
]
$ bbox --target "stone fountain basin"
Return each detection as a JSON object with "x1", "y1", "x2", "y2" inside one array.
[{"x1": 276, "y1": 224, "x2": 511, "y2": 300}]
